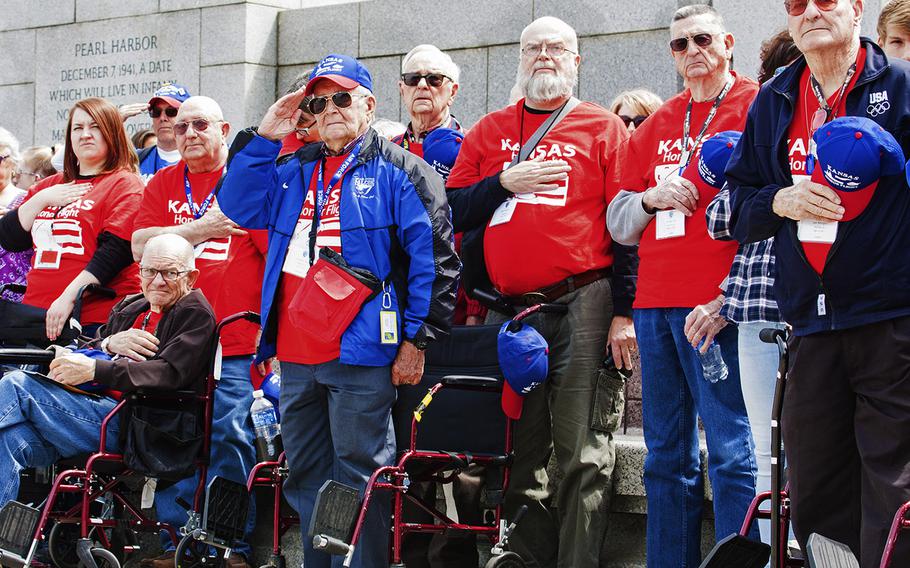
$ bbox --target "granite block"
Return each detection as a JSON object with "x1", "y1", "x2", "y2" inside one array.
[
  {"x1": 359, "y1": 0, "x2": 533, "y2": 58},
  {"x1": 0, "y1": 84, "x2": 35, "y2": 146},
  {"x1": 75, "y1": 0, "x2": 158, "y2": 22},
  {"x1": 0, "y1": 0, "x2": 75, "y2": 31},
  {"x1": 200, "y1": 63, "x2": 277, "y2": 138},
  {"x1": 33, "y1": 10, "x2": 201, "y2": 146},
  {"x1": 201, "y1": 3, "x2": 279, "y2": 66},
  {"x1": 278, "y1": 4, "x2": 359, "y2": 66},
  {"x1": 277, "y1": 64, "x2": 313, "y2": 95},
  {"x1": 486, "y1": 43, "x2": 520, "y2": 112},
  {"x1": 361, "y1": 55, "x2": 404, "y2": 124},
  {"x1": 0, "y1": 29, "x2": 36, "y2": 86},
  {"x1": 160, "y1": 0, "x2": 299, "y2": 12},
  {"x1": 578, "y1": 30, "x2": 680, "y2": 110},
  {"x1": 534, "y1": 0, "x2": 678, "y2": 38},
  {"x1": 714, "y1": 0, "x2": 788, "y2": 79}
]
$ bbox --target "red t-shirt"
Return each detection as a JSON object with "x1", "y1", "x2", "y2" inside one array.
[
  {"x1": 619, "y1": 73, "x2": 759, "y2": 308},
  {"x1": 276, "y1": 154, "x2": 347, "y2": 364},
  {"x1": 447, "y1": 100, "x2": 628, "y2": 295},
  {"x1": 134, "y1": 161, "x2": 266, "y2": 356},
  {"x1": 280, "y1": 133, "x2": 306, "y2": 157},
  {"x1": 787, "y1": 48, "x2": 866, "y2": 275},
  {"x1": 24, "y1": 171, "x2": 142, "y2": 324}
]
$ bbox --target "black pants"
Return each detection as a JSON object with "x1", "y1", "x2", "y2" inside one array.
[{"x1": 782, "y1": 316, "x2": 910, "y2": 567}]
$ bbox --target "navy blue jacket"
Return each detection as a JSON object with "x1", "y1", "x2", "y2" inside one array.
[{"x1": 727, "y1": 39, "x2": 910, "y2": 335}]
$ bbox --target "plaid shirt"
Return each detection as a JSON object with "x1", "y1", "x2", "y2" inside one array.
[{"x1": 706, "y1": 187, "x2": 781, "y2": 324}]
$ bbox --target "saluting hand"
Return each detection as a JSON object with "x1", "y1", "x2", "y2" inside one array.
[
  {"x1": 258, "y1": 89, "x2": 307, "y2": 141},
  {"x1": 500, "y1": 155, "x2": 571, "y2": 195}
]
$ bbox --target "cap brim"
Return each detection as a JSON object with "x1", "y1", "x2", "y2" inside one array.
[
  {"x1": 148, "y1": 96, "x2": 183, "y2": 109},
  {"x1": 501, "y1": 382, "x2": 524, "y2": 420},
  {"x1": 811, "y1": 168, "x2": 877, "y2": 222},
  {"x1": 304, "y1": 75, "x2": 359, "y2": 96}
]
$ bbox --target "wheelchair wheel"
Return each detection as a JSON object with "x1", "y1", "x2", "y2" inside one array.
[
  {"x1": 484, "y1": 552, "x2": 526, "y2": 568},
  {"x1": 175, "y1": 535, "x2": 224, "y2": 568},
  {"x1": 48, "y1": 522, "x2": 138, "y2": 568},
  {"x1": 90, "y1": 547, "x2": 121, "y2": 568}
]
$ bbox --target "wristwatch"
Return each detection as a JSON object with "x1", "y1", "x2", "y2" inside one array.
[{"x1": 408, "y1": 337, "x2": 429, "y2": 351}]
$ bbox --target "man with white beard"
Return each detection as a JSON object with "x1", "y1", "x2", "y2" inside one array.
[{"x1": 446, "y1": 16, "x2": 636, "y2": 568}]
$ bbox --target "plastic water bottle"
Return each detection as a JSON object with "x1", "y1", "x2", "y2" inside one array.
[
  {"x1": 251, "y1": 390, "x2": 283, "y2": 461},
  {"x1": 696, "y1": 340, "x2": 728, "y2": 384}
]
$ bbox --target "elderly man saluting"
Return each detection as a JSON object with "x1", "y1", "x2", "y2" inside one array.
[
  {"x1": 726, "y1": 0, "x2": 910, "y2": 564},
  {"x1": 0, "y1": 234, "x2": 215, "y2": 507},
  {"x1": 218, "y1": 54, "x2": 458, "y2": 568}
]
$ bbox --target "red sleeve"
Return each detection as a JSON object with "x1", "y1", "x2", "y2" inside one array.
[
  {"x1": 617, "y1": 130, "x2": 652, "y2": 194},
  {"x1": 602, "y1": 117, "x2": 630, "y2": 203},
  {"x1": 133, "y1": 170, "x2": 168, "y2": 232},
  {"x1": 446, "y1": 119, "x2": 488, "y2": 189},
  {"x1": 101, "y1": 173, "x2": 144, "y2": 240},
  {"x1": 465, "y1": 297, "x2": 487, "y2": 320},
  {"x1": 249, "y1": 229, "x2": 268, "y2": 255}
]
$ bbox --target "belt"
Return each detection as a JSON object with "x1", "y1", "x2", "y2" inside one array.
[{"x1": 504, "y1": 268, "x2": 611, "y2": 306}]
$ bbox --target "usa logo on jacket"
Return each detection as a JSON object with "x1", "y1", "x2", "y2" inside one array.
[{"x1": 868, "y1": 90, "x2": 890, "y2": 117}]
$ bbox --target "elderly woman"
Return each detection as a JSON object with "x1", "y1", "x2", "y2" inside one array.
[
  {"x1": 725, "y1": 0, "x2": 910, "y2": 564},
  {"x1": 0, "y1": 97, "x2": 143, "y2": 341},
  {"x1": 609, "y1": 89, "x2": 663, "y2": 133},
  {"x1": 0, "y1": 129, "x2": 32, "y2": 303}
]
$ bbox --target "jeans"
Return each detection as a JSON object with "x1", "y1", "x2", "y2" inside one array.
[
  {"x1": 634, "y1": 308, "x2": 758, "y2": 568},
  {"x1": 157, "y1": 356, "x2": 257, "y2": 557},
  {"x1": 280, "y1": 359, "x2": 396, "y2": 568},
  {"x1": 0, "y1": 370, "x2": 119, "y2": 506}
]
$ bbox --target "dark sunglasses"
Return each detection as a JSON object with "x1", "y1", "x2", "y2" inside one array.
[
  {"x1": 619, "y1": 115, "x2": 648, "y2": 128},
  {"x1": 784, "y1": 0, "x2": 838, "y2": 16},
  {"x1": 670, "y1": 33, "x2": 715, "y2": 52},
  {"x1": 307, "y1": 92, "x2": 366, "y2": 115},
  {"x1": 149, "y1": 107, "x2": 179, "y2": 118},
  {"x1": 400, "y1": 73, "x2": 451, "y2": 88},
  {"x1": 173, "y1": 119, "x2": 219, "y2": 136}
]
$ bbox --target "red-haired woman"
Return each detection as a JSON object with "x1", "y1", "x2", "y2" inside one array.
[{"x1": 0, "y1": 97, "x2": 143, "y2": 340}]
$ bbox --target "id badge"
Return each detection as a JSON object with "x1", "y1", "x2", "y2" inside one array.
[
  {"x1": 489, "y1": 199, "x2": 517, "y2": 227},
  {"x1": 797, "y1": 219, "x2": 837, "y2": 244},
  {"x1": 282, "y1": 222, "x2": 311, "y2": 277},
  {"x1": 380, "y1": 310, "x2": 398, "y2": 344},
  {"x1": 655, "y1": 209, "x2": 686, "y2": 239}
]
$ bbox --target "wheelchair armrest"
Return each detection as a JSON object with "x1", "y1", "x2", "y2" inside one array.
[
  {"x1": 440, "y1": 375, "x2": 501, "y2": 391},
  {"x1": 128, "y1": 388, "x2": 200, "y2": 403},
  {"x1": 79, "y1": 284, "x2": 116, "y2": 299},
  {"x1": 0, "y1": 348, "x2": 54, "y2": 365}
]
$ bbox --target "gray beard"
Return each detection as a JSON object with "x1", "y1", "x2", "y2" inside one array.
[{"x1": 519, "y1": 68, "x2": 576, "y2": 104}]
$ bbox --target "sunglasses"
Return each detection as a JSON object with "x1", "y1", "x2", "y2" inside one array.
[
  {"x1": 173, "y1": 119, "x2": 220, "y2": 136},
  {"x1": 400, "y1": 73, "x2": 451, "y2": 88},
  {"x1": 307, "y1": 92, "x2": 367, "y2": 115},
  {"x1": 670, "y1": 33, "x2": 715, "y2": 52},
  {"x1": 784, "y1": 0, "x2": 838, "y2": 16},
  {"x1": 149, "y1": 107, "x2": 179, "y2": 118},
  {"x1": 619, "y1": 115, "x2": 648, "y2": 128}
]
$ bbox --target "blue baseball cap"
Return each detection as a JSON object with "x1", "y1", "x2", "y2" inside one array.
[
  {"x1": 812, "y1": 116, "x2": 904, "y2": 221},
  {"x1": 148, "y1": 83, "x2": 191, "y2": 108},
  {"x1": 422, "y1": 127, "x2": 463, "y2": 181},
  {"x1": 305, "y1": 54, "x2": 373, "y2": 96},
  {"x1": 681, "y1": 130, "x2": 742, "y2": 190},
  {"x1": 497, "y1": 320, "x2": 549, "y2": 420}
]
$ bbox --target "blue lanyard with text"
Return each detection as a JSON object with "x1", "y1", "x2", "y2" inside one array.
[
  {"x1": 183, "y1": 166, "x2": 220, "y2": 219},
  {"x1": 308, "y1": 139, "x2": 363, "y2": 265}
]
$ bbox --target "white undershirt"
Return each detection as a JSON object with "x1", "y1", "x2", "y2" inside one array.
[{"x1": 157, "y1": 146, "x2": 181, "y2": 163}]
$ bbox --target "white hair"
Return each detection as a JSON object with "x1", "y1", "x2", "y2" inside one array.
[
  {"x1": 371, "y1": 118, "x2": 406, "y2": 139},
  {"x1": 0, "y1": 127, "x2": 21, "y2": 162},
  {"x1": 144, "y1": 234, "x2": 196, "y2": 270},
  {"x1": 401, "y1": 44, "x2": 461, "y2": 83}
]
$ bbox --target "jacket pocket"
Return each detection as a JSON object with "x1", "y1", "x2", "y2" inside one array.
[{"x1": 589, "y1": 363, "x2": 627, "y2": 434}]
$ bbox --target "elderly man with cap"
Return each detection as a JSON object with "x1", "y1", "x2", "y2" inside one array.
[
  {"x1": 726, "y1": 0, "x2": 910, "y2": 563},
  {"x1": 218, "y1": 54, "x2": 458, "y2": 568},
  {"x1": 121, "y1": 83, "x2": 192, "y2": 183}
]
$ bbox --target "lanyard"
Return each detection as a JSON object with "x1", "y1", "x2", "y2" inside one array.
[
  {"x1": 805, "y1": 63, "x2": 857, "y2": 175},
  {"x1": 400, "y1": 116, "x2": 461, "y2": 149},
  {"x1": 680, "y1": 76, "x2": 734, "y2": 172},
  {"x1": 308, "y1": 139, "x2": 363, "y2": 265},
  {"x1": 140, "y1": 311, "x2": 152, "y2": 332},
  {"x1": 183, "y1": 166, "x2": 220, "y2": 219}
]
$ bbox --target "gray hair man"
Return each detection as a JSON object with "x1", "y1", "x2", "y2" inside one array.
[{"x1": 395, "y1": 44, "x2": 462, "y2": 146}]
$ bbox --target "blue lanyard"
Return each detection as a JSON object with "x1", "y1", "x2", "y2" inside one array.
[
  {"x1": 308, "y1": 140, "x2": 363, "y2": 264},
  {"x1": 184, "y1": 166, "x2": 219, "y2": 219}
]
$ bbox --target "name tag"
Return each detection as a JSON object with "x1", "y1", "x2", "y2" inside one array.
[
  {"x1": 797, "y1": 219, "x2": 838, "y2": 244},
  {"x1": 282, "y1": 222, "x2": 311, "y2": 278},
  {"x1": 489, "y1": 199, "x2": 517, "y2": 227},
  {"x1": 655, "y1": 209, "x2": 686, "y2": 239},
  {"x1": 380, "y1": 310, "x2": 398, "y2": 344}
]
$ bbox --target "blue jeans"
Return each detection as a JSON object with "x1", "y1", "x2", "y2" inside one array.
[
  {"x1": 157, "y1": 356, "x2": 257, "y2": 557},
  {"x1": 634, "y1": 308, "x2": 758, "y2": 568},
  {"x1": 0, "y1": 370, "x2": 120, "y2": 505},
  {"x1": 281, "y1": 359, "x2": 396, "y2": 568}
]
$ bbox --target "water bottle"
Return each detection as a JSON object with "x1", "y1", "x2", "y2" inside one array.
[
  {"x1": 251, "y1": 390, "x2": 283, "y2": 461},
  {"x1": 696, "y1": 339, "x2": 728, "y2": 383}
]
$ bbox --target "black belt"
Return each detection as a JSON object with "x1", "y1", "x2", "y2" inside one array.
[{"x1": 504, "y1": 268, "x2": 611, "y2": 306}]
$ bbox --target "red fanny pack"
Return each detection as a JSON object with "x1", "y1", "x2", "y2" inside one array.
[{"x1": 288, "y1": 248, "x2": 383, "y2": 342}]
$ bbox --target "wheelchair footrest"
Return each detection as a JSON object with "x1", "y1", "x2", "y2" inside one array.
[
  {"x1": 0, "y1": 501, "x2": 40, "y2": 560},
  {"x1": 698, "y1": 534, "x2": 771, "y2": 568},
  {"x1": 308, "y1": 480, "x2": 359, "y2": 547},
  {"x1": 202, "y1": 476, "x2": 250, "y2": 545},
  {"x1": 805, "y1": 533, "x2": 860, "y2": 568}
]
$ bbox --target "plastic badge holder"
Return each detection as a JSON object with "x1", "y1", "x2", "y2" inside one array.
[
  {"x1": 697, "y1": 533, "x2": 771, "y2": 568},
  {"x1": 202, "y1": 476, "x2": 250, "y2": 545},
  {"x1": 0, "y1": 501, "x2": 40, "y2": 560},
  {"x1": 308, "y1": 480, "x2": 359, "y2": 545}
]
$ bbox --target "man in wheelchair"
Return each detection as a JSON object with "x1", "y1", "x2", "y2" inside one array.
[{"x1": 0, "y1": 234, "x2": 216, "y2": 506}]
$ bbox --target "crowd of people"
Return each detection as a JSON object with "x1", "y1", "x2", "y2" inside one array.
[{"x1": 0, "y1": 1, "x2": 909, "y2": 567}]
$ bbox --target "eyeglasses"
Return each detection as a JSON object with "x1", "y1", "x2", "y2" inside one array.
[
  {"x1": 401, "y1": 73, "x2": 451, "y2": 87},
  {"x1": 149, "y1": 107, "x2": 179, "y2": 118},
  {"x1": 669, "y1": 33, "x2": 715, "y2": 52},
  {"x1": 139, "y1": 267, "x2": 189, "y2": 281},
  {"x1": 17, "y1": 170, "x2": 41, "y2": 181},
  {"x1": 173, "y1": 119, "x2": 220, "y2": 136},
  {"x1": 619, "y1": 115, "x2": 648, "y2": 128},
  {"x1": 307, "y1": 92, "x2": 368, "y2": 115},
  {"x1": 784, "y1": 0, "x2": 839, "y2": 16},
  {"x1": 520, "y1": 43, "x2": 577, "y2": 58}
]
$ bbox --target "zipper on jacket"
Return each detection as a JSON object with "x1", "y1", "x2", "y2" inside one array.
[{"x1": 787, "y1": 222, "x2": 834, "y2": 327}]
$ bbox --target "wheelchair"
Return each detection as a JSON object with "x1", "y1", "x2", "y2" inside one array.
[
  {"x1": 303, "y1": 303, "x2": 565, "y2": 568},
  {"x1": 0, "y1": 311, "x2": 259, "y2": 568},
  {"x1": 241, "y1": 452, "x2": 297, "y2": 568}
]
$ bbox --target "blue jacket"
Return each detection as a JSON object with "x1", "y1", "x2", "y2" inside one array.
[
  {"x1": 726, "y1": 39, "x2": 910, "y2": 335},
  {"x1": 219, "y1": 127, "x2": 459, "y2": 365}
]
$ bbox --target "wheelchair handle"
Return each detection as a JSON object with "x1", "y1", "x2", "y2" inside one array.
[
  {"x1": 759, "y1": 327, "x2": 786, "y2": 344},
  {"x1": 216, "y1": 311, "x2": 261, "y2": 334},
  {"x1": 0, "y1": 348, "x2": 54, "y2": 365},
  {"x1": 312, "y1": 534, "x2": 351, "y2": 556},
  {"x1": 439, "y1": 375, "x2": 500, "y2": 390}
]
